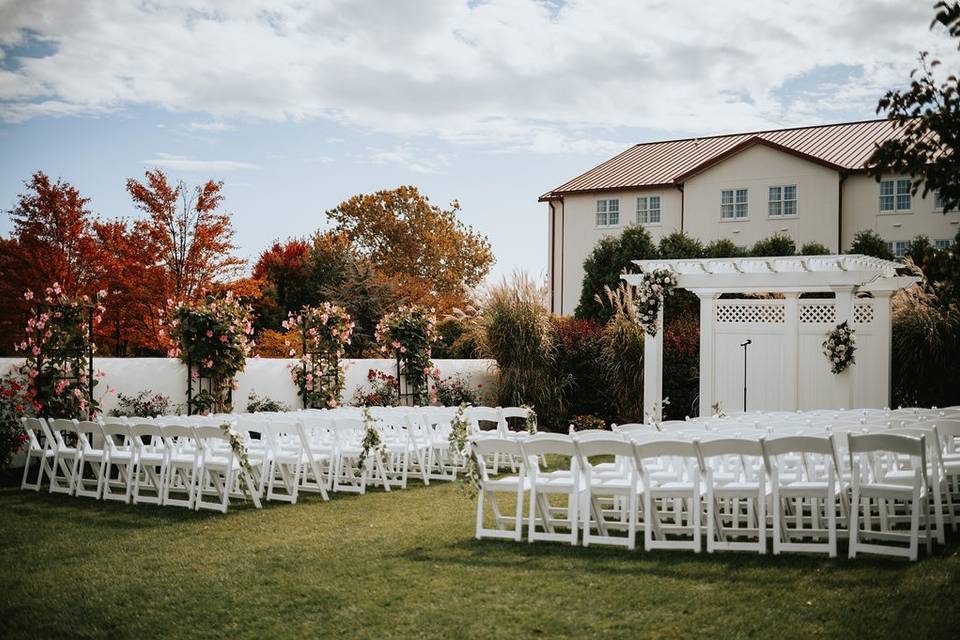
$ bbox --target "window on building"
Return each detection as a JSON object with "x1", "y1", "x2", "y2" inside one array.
[
  {"x1": 935, "y1": 238, "x2": 951, "y2": 251},
  {"x1": 721, "y1": 188, "x2": 748, "y2": 219},
  {"x1": 880, "y1": 178, "x2": 911, "y2": 212},
  {"x1": 934, "y1": 190, "x2": 944, "y2": 211},
  {"x1": 596, "y1": 198, "x2": 620, "y2": 227},
  {"x1": 888, "y1": 240, "x2": 909, "y2": 258},
  {"x1": 768, "y1": 185, "x2": 797, "y2": 217},
  {"x1": 636, "y1": 195, "x2": 661, "y2": 224}
]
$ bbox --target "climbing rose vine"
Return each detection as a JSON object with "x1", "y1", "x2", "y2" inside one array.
[
  {"x1": 375, "y1": 305, "x2": 438, "y2": 404},
  {"x1": 283, "y1": 303, "x2": 354, "y2": 408},
  {"x1": 14, "y1": 284, "x2": 106, "y2": 419},
  {"x1": 164, "y1": 292, "x2": 254, "y2": 413}
]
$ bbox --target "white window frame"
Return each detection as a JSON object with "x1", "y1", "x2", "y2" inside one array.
[
  {"x1": 879, "y1": 178, "x2": 912, "y2": 213},
  {"x1": 768, "y1": 184, "x2": 797, "y2": 218},
  {"x1": 595, "y1": 198, "x2": 620, "y2": 228},
  {"x1": 636, "y1": 195, "x2": 662, "y2": 225},
  {"x1": 934, "y1": 238, "x2": 951, "y2": 251},
  {"x1": 721, "y1": 188, "x2": 748, "y2": 220},
  {"x1": 933, "y1": 189, "x2": 944, "y2": 212},
  {"x1": 888, "y1": 240, "x2": 909, "y2": 258}
]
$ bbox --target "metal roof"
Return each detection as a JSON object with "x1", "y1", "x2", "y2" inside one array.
[
  {"x1": 621, "y1": 254, "x2": 919, "y2": 293},
  {"x1": 540, "y1": 119, "x2": 914, "y2": 201}
]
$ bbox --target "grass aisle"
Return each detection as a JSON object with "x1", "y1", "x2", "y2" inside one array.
[{"x1": 1, "y1": 476, "x2": 959, "y2": 639}]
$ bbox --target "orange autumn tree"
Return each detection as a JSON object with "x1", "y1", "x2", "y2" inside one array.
[
  {"x1": 325, "y1": 186, "x2": 493, "y2": 312},
  {"x1": 127, "y1": 169, "x2": 244, "y2": 307}
]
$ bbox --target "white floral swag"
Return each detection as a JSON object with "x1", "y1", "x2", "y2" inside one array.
[
  {"x1": 633, "y1": 269, "x2": 678, "y2": 336},
  {"x1": 823, "y1": 320, "x2": 856, "y2": 374}
]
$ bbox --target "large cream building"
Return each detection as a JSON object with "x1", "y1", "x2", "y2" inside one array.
[{"x1": 540, "y1": 119, "x2": 959, "y2": 315}]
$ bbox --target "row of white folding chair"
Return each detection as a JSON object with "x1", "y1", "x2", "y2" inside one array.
[
  {"x1": 474, "y1": 430, "x2": 937, "y2": 559},
  {"x1": 21, "y1": 417, "x2": 259, "y2": 512}
]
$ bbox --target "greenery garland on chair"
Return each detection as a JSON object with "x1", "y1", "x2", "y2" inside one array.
[
  {"x1": 283, "y1": 303, "x2": 354, "y2": 408},
  {"x1": 219, "y1": 421, "x2": 256, "y2": 499},
  {"x1": 823, "y1": 321, "x2": 856, "y2": 374},
  {"x1": 165, "y1": 292, "x2": 254, "y2": 414},
  {"x1": 633, "y1": 269, "x2": 678, "y2": 336},
  {"x1": 448, "y1": 403, "x2": 482, "y2": 496},
  {"x1": 357, "y1": 406, "x2": 388, "y2": 473},
  {"x1": 375, "y1": 305, "x2": 438, "y2": 405}
]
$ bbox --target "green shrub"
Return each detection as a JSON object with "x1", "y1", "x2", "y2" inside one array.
[
  {"x1": 246, "y1": 391, "x2": 290, "y2": 413},
  {"x1": 569, "y1": 414, "x2": 607, "y2": 431},
  {"x1": 750, "y1": 233, "x2": 796, "y2": 257},
  {"x1": 433, "y1": 373, "x2": 483, "y2": 406},
  {"x1": 552, "y1": 316, "x2": 610, "y2": 424},
  {"x1": 799, "y1": 241, "x2": 831, "y2": 255},
  {"x1": 109, "y1": 390, "x2": 171, "y2": 418},
  {"x1": 704, "y1": 238, "x2": 747, "y2": 258},
  {"x1": 576, "y1": 225, "x2": 657, "y2": 323},
  {"x1": 848, "y1": 229, "x2": 894, "y2": 260},
  {"x1": 658, "y1": 231, "x2": 704, "y2": 259}
]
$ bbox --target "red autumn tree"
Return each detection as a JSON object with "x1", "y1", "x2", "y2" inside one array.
[
  {"x1": 127, "y1": 169, "x2": 244, "y2": 305},
  {"x1": 0, "y1": 172, "x2": 106, "y2": 353}
]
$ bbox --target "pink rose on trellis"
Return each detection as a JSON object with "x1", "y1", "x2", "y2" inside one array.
[{"x1": 287, "y1": 303, "x2": 353, "y2": 409}]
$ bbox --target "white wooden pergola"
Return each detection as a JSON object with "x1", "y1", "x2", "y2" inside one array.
[{"x1": 622, "y1": 255, "x2": 919, "y2": 421}]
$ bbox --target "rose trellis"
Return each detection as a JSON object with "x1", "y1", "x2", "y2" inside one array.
[
  {"x1": 633, "y1": 269, "x2": 677, "y2": 336},
  {"x1": 15, "y1": 284, "x2": 106, "y2": 419},
  {"x1": 283, "y1": 303, "x2": 354, "y2": 409},
  {"x1": 375, "y1": 305, "x2": 438, "y2": 405},
  {"x1": 164, "y1": 292, "x2": 254, "y2": 414}
]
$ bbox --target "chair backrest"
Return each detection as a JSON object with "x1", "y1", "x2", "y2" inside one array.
[
  {"x1": 469, "y1": 407, "x2": 502, "y2": 432},
  {"x1": 848, "y1": 432, "x2": 925, "y2": 457},
  {"x1": 130, "y1": 423, "x2": 164, "y2": 450},
  {"x1": 20, "y1": 417, "x2": 46, "y2": 451},
  {"x1": 520, "y1": 433, "x2": 575, "y2": 458},
  {"x1": 575, "y1": 435, "x2": 634, "y2": 460},
  {"x1": 48, "y1": 418, "x2": 78, "y2": 444},
  {"x1": 99, "y1": 422, "x2": 133, "y2": 450},
  {"x1": 634, "y1": 439, "x2": 699, "y2": 461},
  {"x1": 472, "y1": 436, "x2": 524, "y2": 460},
  {"x1": 761, "y1": 434, "x2": 838, "y2": 482}
]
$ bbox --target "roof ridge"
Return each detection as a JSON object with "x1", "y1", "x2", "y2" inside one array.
[{"x1": 626, "y1": 117, "x2": 893, "y2": 148}]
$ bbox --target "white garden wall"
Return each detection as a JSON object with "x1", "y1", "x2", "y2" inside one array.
[{"x1": 0, "y1": 357, "x2": 499, "y2": 415}]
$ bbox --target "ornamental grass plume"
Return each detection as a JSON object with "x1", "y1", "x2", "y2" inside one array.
[
  {"x1": 476, "y1": 271, "x2": 565, "y2": 425},
  {"x1": 598, "y1": 284, "x2": 645, "y2": 422}
]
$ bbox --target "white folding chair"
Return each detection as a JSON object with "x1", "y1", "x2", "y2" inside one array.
[
  {"x1": 100, "y1": 422, "x2": 136, "y2": 503},
  {"x1": 762, "y1": 435, "x2": 839, "y2": 557},
  {"x1": 521, "y1": 434, "x2": 581, "y2": 546},
  {"x1": 698, "y1": 438, "x2": 767, "y2": 554},
  {"x1": 47, "y1": 418, "x2": 81, "y2": 496},
  {"x1": 131, "y1": 423, "x2": 167, "y2": 505},
  {"x1": 266, "y1": 420, "x2": 306, "y2": 503},
  {"x1": 19, "y1": 417, "x2": 54, "y2": 491},
  {"x1": 161, "y1": 425, "x2": 200, "y2": 509},
  {"x1": 194, "y1": 426, "x2": 239, "y2": 513},
  {"x1": 473, "y1": 437, "x2": 528, "y2": 542},
  {"x1": 73, "y1": 420, "x2": 107, "y2": 499},
  {"x1": 848, "y1": 433, "x2": 933, "y2": 561},
  {"x1": 575, "y1": 435, "x2": 639, "y2": 549},
  {"x1": 634, "y1": 439, "x2": 702, "y2": 552}
]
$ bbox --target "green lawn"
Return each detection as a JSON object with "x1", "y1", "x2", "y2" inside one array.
[{"x1": 2, "y1": 474, "x2": 960, "y2": 640}]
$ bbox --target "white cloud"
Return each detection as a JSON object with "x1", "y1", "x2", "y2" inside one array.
[
  {"x1": 1, "y1": 1, "x2": 958, "y2": 150},
  {"x1": 364, "y1": 146, "x2": 450, "y2": 174},
  {"x1": 142, "y1": 152, "x2": 259, "y2": 172}
]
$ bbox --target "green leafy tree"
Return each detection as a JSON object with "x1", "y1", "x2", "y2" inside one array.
[
  {"x1": 658, "y1": 231, "x2": 704, "y2": 259},
  {"x1": 848, "y1": 229, "x2": 895, "y2": 260},
  {"x1": 867, "y1": 2, "x2": 960, "y2": 212},
  {"x1": 575, "y1": 225, "x2": 657, "y2": 323},
  {"x1": 750, "y1": 233, "x2": 796, "y2": 257}
]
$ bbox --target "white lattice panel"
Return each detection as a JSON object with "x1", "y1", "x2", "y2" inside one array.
[
  {"x1": 799, "y1": 303, "x2": 835, "y2": 324},
  {"x1": 715, "y1": 303, "x2": 785, "y2": 324},
  {"x1": 854, "y1": 303, "x2": 874, "y2": 324}
]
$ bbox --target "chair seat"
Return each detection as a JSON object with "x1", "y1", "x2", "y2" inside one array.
[
  {"x1": 108, "y1": 450, "x2": 134, "y2": 462},
  {"x1": 487, "y1": 475, "x2": 528, "y2": 490},
  {"x1": 860, "y1": 482, "x2": 926, "y2": 497},
  {"x1": 650, "y1": 481, "x2": 695, "y2": 493},
  {"x1": 779, "y1": 480, "x2": 830, "y2": 494},
  {"x1": 80, "y1": 449, "x2": 106, "y2": 460}
]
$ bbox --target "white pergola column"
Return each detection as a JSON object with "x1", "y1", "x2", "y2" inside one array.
[
  {"x1": 697, "y1": 292, "x2": 719, "y2": 417},
  {"x1": 783, "y1": 292, "x2": 800, "y2": 410},
  {"x1": 872, "y1": 291, "x2": 894, "y2": 409},
  {"x1": 643, "y1": 303, "x2": 664, "y2": 423},
  {"x1": 832, "y1": 285, "x2": 856, "y2": 409}
]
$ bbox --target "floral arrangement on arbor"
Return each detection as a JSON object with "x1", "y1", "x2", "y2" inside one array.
[
  {"x1": 823, "y1": 321, "x2": 856, "y2": 374},
  {"x1": 164, "y1": 292, "x2": 254, "y2": 414},
  {"x1": 376, "y1": 305, "x2": 438, "y2": 404},
  {"x1": 0, "y1": 368, "x2": 32, "y2": 470},
  {"x1": 283, "y1": 303, "x2": 353, "y2": 409},
  {"x1": 633, "y1": 269, "x2": 678, "y2": 336},
  {"x1": 14, "y1": 284, "x2": 106, "y2": 419},
  {"x1": 351, "y1": 369, "x2": 401, "y2": 407}
]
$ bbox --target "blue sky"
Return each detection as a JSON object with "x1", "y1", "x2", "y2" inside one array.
[{"x1": 1, "y1": 1, "x2": 958, "y2": 283}]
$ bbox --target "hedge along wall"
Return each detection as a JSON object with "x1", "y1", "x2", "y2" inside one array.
[{"x1": 0, "y1": 357, "x2": 499, "y2": 415}]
